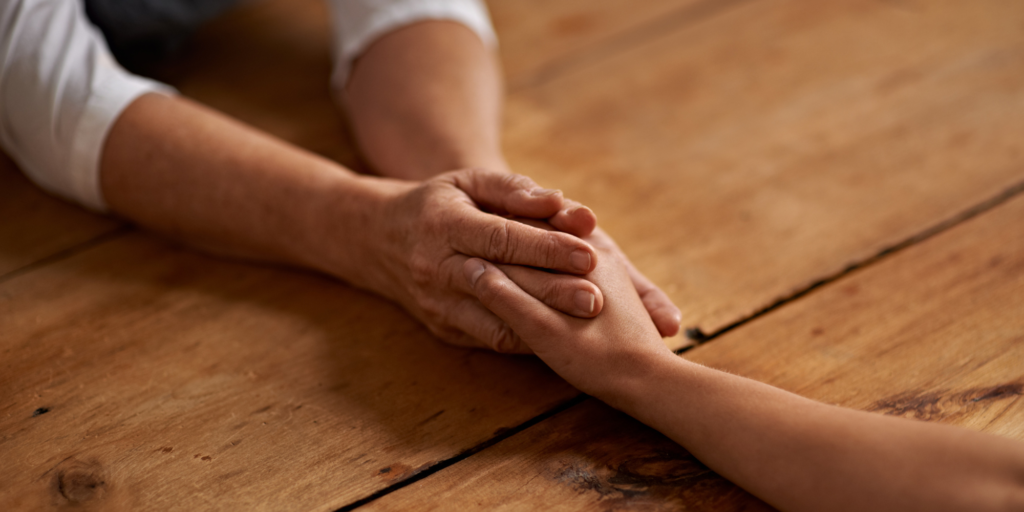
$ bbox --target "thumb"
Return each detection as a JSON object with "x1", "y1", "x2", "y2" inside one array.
[
  {"x1": 463, "y1": 258, "x2": 558, "y2": 338},
  {"x1": 447, "y1": 168, "x2": 564, "y2": 219}
]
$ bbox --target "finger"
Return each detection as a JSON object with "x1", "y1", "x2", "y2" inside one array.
[
  {"x1": 464, "y1": 258, "x2": 560, "y2": 338},
  {"x1": 548, "y1": 199, "x2": 597, "y2": 238},
  {"x1": 438, "y1": 296, "x2": 533, "y2": 354},
  {"x1": 439, "y1": 251, "x2": 602, "y2": 318},
  {"x1": 452, "y1": 210, "x2": 598, "y2": 274},
  {"x1": 446, "y1": 168, "x2": 564, "y2": 219},
  {"x1": 496, "y1": 264, "x2": 604, "y2": 318},
  {"x1": 623, "y1": 260, "x2": 682, "y2": 337}
]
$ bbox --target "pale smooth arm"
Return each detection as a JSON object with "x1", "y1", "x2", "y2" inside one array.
[{"x1": 465, "y1": 245, "x2": 1024, "y2": 512}]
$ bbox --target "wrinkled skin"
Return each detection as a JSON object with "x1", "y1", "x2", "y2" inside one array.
[{"x1": 365, "y1": 169, "x2": 681, "y2": 353}]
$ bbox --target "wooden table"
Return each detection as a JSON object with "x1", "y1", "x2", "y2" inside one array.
[{"x1": 2, "y1": 0, "x2": 1022, "y2": 510}]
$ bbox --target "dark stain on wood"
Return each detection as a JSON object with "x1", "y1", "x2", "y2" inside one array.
[
  {"x1": 868, "y1": 382, "x2": 1023, "y2": 421},
  {"x1": 375, "y1": 462, "x2": 418, "y2": 481},
  {"x1": 32, "y1": 407, "x2": 50, "y2": 417},
  {"x1": 416, "y1": 410, "x2": 445, "y2": 427},
  {"x1": 252, "y1": 405, "x2": 273, "y2": 415},
  {"x1": 538, "y1": 403, "x2": 774, "y2": 511},
  {"x1": 51, "y1": 458, "x2": 107, "y2": 504},
  {"x1": 555, "y1": 450, "x2": 715, "y2": 502}
]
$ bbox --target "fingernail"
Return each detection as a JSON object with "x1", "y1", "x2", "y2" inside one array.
[
  {"x1": 465, "y1": 260, "x2": 486, "y2": 286},
  {"x1": 575, "y1": 290, "x2": 595, "y2": 314},
  {"x1": 571, "y1": 250, "x2": 592, "y2": 273},
  {"x1": 529, "y1": 188, "x2": 560, "y2": 197},
  {"x1": 563, "y1": 205, "x2": 594, "y2": 219}
]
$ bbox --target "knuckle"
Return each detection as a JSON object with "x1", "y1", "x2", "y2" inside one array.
[
  {"x1": 411, "y1": 289, "x2": 443, "y2": 317},
  {"x1": 536, "y1": 232, "x2": 562, "y2": 267},
  {"x1": 478, "y1": 272, "x2": 510, "y2": 305},
  {"x1": 408, "y1": 253, "x2": 435, "y2": 286},
  {"x1": 473, "y1": 272, "x2": 500, "y2": 304},
  {"x1": 500, "y1": 172, "x2": 530, "y2": 191},
  {"x1": 489, "y1": 324, "x2": 518, "y2": 353},
  {"x1": 543, "y1": 279, "x2": 571, "y2": 307},
  {"x1": 427, "y1": 323, "x2": 459, "y2": 345},
  {"x1": 485, "y1": 221, "x2": 514, "y2": 261}
]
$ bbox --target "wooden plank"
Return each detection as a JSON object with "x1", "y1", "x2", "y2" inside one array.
[
  {"x1": 153, "y1": 0, "x2": 718, "y2": 163},
  {"x1": 485, "y1": 0, "x2": 716, "y2": 90},
  {"x1": 0, "y1": 233, "x2": 577, "y2": 511},
  {"x1": 363, "y1": 165, "x2": 1024, "y2": 512},
  {"x1": 153, "y1": 0, "x2": 1024, "y2": 345},
  {"x1": 502, "y1": 0, "x2": 1024, "y2": 337},
  {"x1": 0, "y1": 2, "x2": 753, "y2": 508},
  {"x1": 0, "y1": 153, "x2": 120, "y2": 279}
]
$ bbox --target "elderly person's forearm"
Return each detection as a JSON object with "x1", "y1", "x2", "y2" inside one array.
[
  {"x1": 343, "y1": 20, "x2": 507, "y2": 180},
  {"x1": 346, "y1": 20, "x2": 684, "y2": 336},
  {"x1": 100, "y1": 93, "x2": 604, "y2": 352}
]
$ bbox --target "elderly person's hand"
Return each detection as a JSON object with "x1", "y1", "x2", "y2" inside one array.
[
  {"x1": 461, "y1": 231, "x2": 674, "y2": 397},
  {"x1": 356, "y1": 168, "x2": 608, "y2": 353}
]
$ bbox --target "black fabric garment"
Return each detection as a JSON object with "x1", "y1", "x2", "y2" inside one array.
[{"x1": 83, "y1": 0, "x2": 241, "y2": 72}]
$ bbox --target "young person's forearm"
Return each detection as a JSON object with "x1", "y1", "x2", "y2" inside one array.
[
  {"x1": 611, "y1": 355, "x2": 1024, "y2": 512},
  {"x1": 467, "y1": 237, "x2": 1023, "y2": 510},
  {"x1": 101, "y1": 93, "x2": 408, "y2": 290},
  {"x1": 342, "y1": 20, "x2": 508, "y2": 179}
]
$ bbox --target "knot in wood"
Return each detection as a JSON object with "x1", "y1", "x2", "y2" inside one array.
[{"x1": 54, "y1": 459, "x2": 108, "y2": 503}]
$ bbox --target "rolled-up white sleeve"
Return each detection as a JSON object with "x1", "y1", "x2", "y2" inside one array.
[
  {"x1": 0, "y1": 0, "x2": 173, "y2": 211},
  {"x1": 326, "y1": 0, "x2": 497, "y2": 89}
]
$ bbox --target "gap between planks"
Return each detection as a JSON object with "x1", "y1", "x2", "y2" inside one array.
[
  {"x1": 684, "y1": 174, "x2": 1024, "y2": 344},
  {"x1": 5, "y1": 2, "x2": 1022, "y2": 499},
  {"x1": 334, "y1": 173, "x2": 1024, "y2": 510},
  {"x1": 0, "y1": 225, "x2": 134, "y2": 285}
]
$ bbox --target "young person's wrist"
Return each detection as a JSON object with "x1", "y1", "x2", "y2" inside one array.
[{"x1": 586, "y1": 347, "x2": 684, "y2": 413}]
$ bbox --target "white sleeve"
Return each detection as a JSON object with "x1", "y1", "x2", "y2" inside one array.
[
  {"x1": 326, "y1": 0, "x2": 497, "y2": 90},
  {"x1": 0, "y1": 0, "x2": 174, "y2": 212}
]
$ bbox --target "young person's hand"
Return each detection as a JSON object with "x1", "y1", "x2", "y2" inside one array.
[
  {"x1": 543, "y1": 199, "x2": 682, "y2": 339},
  {"x1": 587, "y1": 227, "x2": 682, "y2": 337}
]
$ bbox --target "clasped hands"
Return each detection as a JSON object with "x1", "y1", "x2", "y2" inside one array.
[{"x1": 358, "y1": 168, "x2": 681, "y2": 353}]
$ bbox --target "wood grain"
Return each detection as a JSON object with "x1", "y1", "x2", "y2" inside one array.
[
  {"x1": 502, "y1": 0, "x2": 1024, "y2": 337},
  {"x1": 0, "y1": 153, "x2": 120, "y2": 280},
  {"x1": 152, "y1": 0, "x2": 724, "y2": 165},
  {"x1": 0, "y1": 233, "x2": 578, "y2": 511},
  {"x1": 486, "y1": 0, "x2": 722, "y2": 90},
  {"x1": 149, "y1": 0, "x2": 363, "y2": 169},
  {"x1": 152, "y1": 0, "x2": 1024, "y2": 346},
  {"x1": 364, "y1": 165, "x2": 1024, "y2": 512},
  {"x1": 3, "y1": 0, "x2": 1023, "y2": 510}
]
